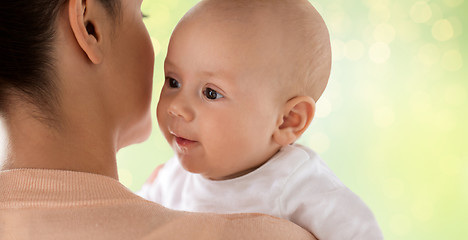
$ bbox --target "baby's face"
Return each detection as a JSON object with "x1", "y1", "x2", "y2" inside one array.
[{"x1": 157, "y1": 18, "x2": 284, "y2": 180}]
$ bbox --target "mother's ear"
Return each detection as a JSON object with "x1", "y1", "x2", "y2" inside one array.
[
  {"x1": 68, "y1": 0, "x2": 103, "y2": 64},
  {"x1": 272, "y1": 96, "x2": 316, "y2": 146}
]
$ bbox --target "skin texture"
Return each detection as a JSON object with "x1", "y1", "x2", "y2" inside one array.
[{"x1": 157, "y1": 0, "x2": 331, "y2": 180}]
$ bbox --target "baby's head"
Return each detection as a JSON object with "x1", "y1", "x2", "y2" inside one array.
[{"x1": 157, "y1": 0, "x2": 331, "y2": 180}]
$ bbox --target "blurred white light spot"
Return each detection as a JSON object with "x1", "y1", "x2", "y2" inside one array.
[
  {"x1": 447, "y1": 17, "x2": 463, "y2": 38},
  {"x1": 118, "y1": 168, "x2": 134, "y2": 188},
  {"x1": 373, "y1": 24, "x2": 396, "y2": 43},
  {"x1": 410, "y1": 2, "x2": 433, "y2": 23},
  {"x1": 374, "y1": 106, "x2": 395, "y2": 127},
  {"x1": 308, "y1": 132, "x2": 330, "y2": 154},
  {"x1": 369, "y1": 43, "x2": 391, "y2": 63},
  {"x1": 432, "y1": 19, "x2": 454, "y2": 41},
  {"x1": 316, "y1": 98, "x2": 332, "y2": 118},
  {"x1": 383, "y1": 178, "x2": 405, "y2": 199},
  {"x1": 442, "y1": 50, "x2": 463, "y2": 71},
  {"x1": 417, "y1": 44, "x2": 441, "y2": 66},
  {"x1": 345, "y1": 40, "x2": 365, "y2": 61},
  {"x1": 390, "y1": 214, "x2": 412, "y2": 236}
]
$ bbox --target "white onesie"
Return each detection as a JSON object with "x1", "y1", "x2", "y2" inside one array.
[{"x1": 139, "y1": 144, "x2": 383, "y2": 240}]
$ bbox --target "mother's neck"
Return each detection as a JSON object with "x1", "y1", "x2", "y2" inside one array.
[{"x1": 0, "y1": 103, "x2": 119, "y2": 179}]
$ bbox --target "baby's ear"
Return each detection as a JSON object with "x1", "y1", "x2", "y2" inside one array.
[{"x1": 272, "y1": 96, "x2": 315, "y2": 146}]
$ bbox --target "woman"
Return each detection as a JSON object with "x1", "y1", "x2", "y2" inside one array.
[{"x1": 0, "y1": 0, "x2": 314, "y2": 239}]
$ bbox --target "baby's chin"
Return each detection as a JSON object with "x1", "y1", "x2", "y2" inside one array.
[
  {"x1": 177, "y1": 160, "x2": 226, "y2": 180},
  {"x1": 176, "y1": 154, "x2": 206, "y2": 174},
  {"x1": 175, "y1": 150, "x2": 261, "y2": 181}
]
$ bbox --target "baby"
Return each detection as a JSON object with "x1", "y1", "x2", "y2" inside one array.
[{"x1": 139, "y1": 0, "x2": 383, "y2": 239}]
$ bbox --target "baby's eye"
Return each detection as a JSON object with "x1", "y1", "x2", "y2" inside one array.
[
  {"x1": 203, "y1": 87, "x2": 224, "y2": 100},
  {"x1": 167, "y1": 77, "x2": 181, "y2": 88}
]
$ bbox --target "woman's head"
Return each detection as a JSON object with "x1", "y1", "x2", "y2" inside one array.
[
  {"x1": 0, "y1": 0, "x2": 154, "y2": 148},
  {"x1": 0, "y1": 0, "x2": 120, "y2": 116}
]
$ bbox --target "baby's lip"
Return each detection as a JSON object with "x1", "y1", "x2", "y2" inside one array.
[
  {"x1": 175, "y1": 136, "x2": 197, "y2": 147},
  {"x1": 169, "y1": 130, "x2": 197, "y2": 143}
]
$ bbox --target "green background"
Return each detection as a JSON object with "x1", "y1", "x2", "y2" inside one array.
[{"x1": 116, "y1": 0, "x2": 468, "y2": 239}]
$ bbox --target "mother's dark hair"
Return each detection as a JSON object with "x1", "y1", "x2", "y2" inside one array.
[{"x1": 0, "y1": 0, "x2": 120, "y2": 116}]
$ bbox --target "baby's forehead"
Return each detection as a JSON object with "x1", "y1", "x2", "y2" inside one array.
[
  {"x1": 177, "y1": 0, "x2": 331, "y2": 101},
  {"x1": 183, "y1": 3, "x2": 300, "y2": 51}
]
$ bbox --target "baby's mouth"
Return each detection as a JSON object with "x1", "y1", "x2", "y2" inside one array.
[
  {"x1": 174, "y1": 136, "x2": 197, "y2": 148},
  {"x1": 169, "y1": 129, "x2": 197, "y2": 148}
]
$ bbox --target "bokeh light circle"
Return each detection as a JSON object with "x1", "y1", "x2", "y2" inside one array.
[
  {"x1": 410, "y1": 1, "x2": 433, "y2": 23},
  {"x1": 417, "y1": 44, "x2": 441, "y2": 66},
  {"x1": 432, "y1": 19, "x2": 454, "y2": 41},
  {"x1": 442, "y1": 50, "x2": 463, "y2": 71}
]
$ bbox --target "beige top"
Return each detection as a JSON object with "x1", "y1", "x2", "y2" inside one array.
[{"x1": 0, "y1": 169, "x2": 313, "y2": 240}]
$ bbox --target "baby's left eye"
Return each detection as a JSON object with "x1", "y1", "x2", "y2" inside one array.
[{"x1": 203, "y1": 87, "x2": 224, "y2": 100}]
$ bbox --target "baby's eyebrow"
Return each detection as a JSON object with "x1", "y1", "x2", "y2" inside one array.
[
  {"x1": 200, "y1": 70, "x2": 216, "y2": 78},
  {"x1": 200, "y1": 67, "x2": 234, "y2": 81},
  {"x1": 164, "y1": 59, "x2": 178, "y2": 69}
]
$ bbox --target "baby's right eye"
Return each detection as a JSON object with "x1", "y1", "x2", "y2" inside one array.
[{"x1": 166, "y1": 77, "x2": 181, "y2": 88}]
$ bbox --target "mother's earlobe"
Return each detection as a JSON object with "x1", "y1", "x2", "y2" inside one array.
[
  {"x1": 68, "y1": 0, "x2": 103, "y2": 64},
  {"x1": 272, "y1": 96, "x2": 316, "y2": 146}
]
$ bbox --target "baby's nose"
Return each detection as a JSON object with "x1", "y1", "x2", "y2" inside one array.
[{"x1": 167, "y1": 95, "x2": 194, "y2": 122}]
